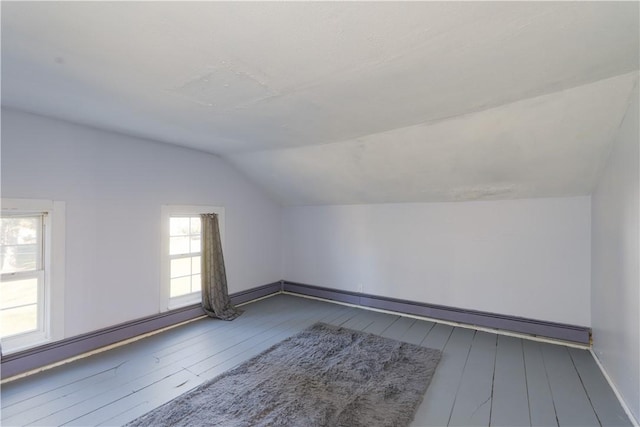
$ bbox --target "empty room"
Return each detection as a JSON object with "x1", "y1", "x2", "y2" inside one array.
[{"x1": 1, "y1": 2, "x2": 639, "y2": 426}]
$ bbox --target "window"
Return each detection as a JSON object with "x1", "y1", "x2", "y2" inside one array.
[
  {"x1": 1, "y1": 215, "x2": 44, "y2": 339},
  {"x1": 169, "y1": 216, "x2": 201, "y2": 299},
  {"x1": 161, "y1": 205, "x2": 224, "y2": 310},
  {"x1": 1, "y1": 199, "x2": 65, "y2": 353}
]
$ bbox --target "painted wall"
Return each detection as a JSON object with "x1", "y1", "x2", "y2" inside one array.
[
  {"x1": 283, "y1": 197, "x2": 591, "y2": 326},
  {"x1": 591, "y1": 85, "x2": 640, "y2": 421},
  {"x1": 1, "y1": 108, "x2": 282, "y2": 337}
]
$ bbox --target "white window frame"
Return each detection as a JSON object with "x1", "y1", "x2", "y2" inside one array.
[
  {"x1": 161, "y1": 205, "x2": 225, "y2": 311},
  {"x1": 1, "y1": 199, "x2": 65, "y2": 354}
]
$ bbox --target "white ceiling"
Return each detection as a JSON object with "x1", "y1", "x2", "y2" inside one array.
[{"x1": 2, "y1": 2, "x2": 638, "y2": 205}]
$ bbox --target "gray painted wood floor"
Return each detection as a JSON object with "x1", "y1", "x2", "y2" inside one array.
[{"x1": 1, "y1": 294, "x2": 631, "y2": 426}]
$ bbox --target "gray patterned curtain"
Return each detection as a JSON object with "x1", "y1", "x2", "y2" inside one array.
[{"x1": 200, "y1": 213, "x2": 242, "y2": 320}]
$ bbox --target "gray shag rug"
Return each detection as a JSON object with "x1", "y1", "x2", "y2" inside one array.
[{"x1": 126, "y1": 322, "x2": 442, "y2": 427}]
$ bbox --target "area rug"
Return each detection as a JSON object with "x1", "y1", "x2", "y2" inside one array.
[{"x1": 126, "y1": 322, "x2": 442, "y2": 427}]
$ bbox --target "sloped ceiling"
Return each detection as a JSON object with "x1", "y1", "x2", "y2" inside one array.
[{"x1": 2, "y1": 2, "x2": 638, "y2": 204}]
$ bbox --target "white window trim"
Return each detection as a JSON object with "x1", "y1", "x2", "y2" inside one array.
[
  {"x1": 160, "y1": 205, "x2": 225, "y2": 312},
  {"x1": 1, "y1": 198, "x2": 65, "y2": 354}
]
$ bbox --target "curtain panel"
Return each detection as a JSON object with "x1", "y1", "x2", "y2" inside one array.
[{"x1": 200, "y1": 213, "x2": 242, "y2": 320}]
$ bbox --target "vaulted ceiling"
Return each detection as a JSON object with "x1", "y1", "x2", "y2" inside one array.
[{"x1": 2, "y1": 2, "x2": 638, "y2": 205}]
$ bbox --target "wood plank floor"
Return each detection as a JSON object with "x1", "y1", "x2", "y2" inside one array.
[{"x1": 0, "y1": 294, "x2": 631, "y2": 426}]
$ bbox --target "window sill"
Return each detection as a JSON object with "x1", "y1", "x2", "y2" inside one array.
[{"x1": 167, "y1": 293, "x2": 201, "y2": 311}]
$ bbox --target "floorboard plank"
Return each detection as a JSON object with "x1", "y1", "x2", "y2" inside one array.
[
  {"x1": 523, "y1": 340, "x2": 559, "y2": 427},
  {"x1": 421, "y1": 323, "x2": 454, "y2": 350},
  {"x1": 25, "y1": 363, "x2": 192, "y2": 426},
  {"x1": 448, "y1": 331, "x2": 497, "y2": 427},
  {"x1": 412, "y1": 327, "x2": 474, "y2": 426},
  {"x1": 362, "y1": 311, "x2": 400, "y2": 335},
  {"x1": 568, "y1": 348, "x2": 631, "y2": 426},
  {"x1": 400, "y1": 319, "x2": 435, "y2": 345},
  {"x1": 541, "y1": 343, "x2": 600, "y2": 426},
  {"x1": 322, "y1": 306, "x2": 360, "y2": 326},
  {"x1": 339, "y1": 309, "x2": 381, "y2": 330},
  {"x1": 490, "y1": 335, "x2": 530, "y2": 427},
  {"x1": 380, "y1": 316, "x2": 416, "y2": 341},
  {"x1": 66, "y1": 368, "x2": 203, "y2": 427}
]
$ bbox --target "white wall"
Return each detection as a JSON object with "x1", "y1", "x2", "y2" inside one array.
[
  {"x1": 1, "y1": 108, "x2": 282, "y2": 337},
  {"x1": 283, "y1": 197, "x2": 591, "y2": 326},
  {"x1": 591, "y1": 84, "x2": 639, "y2": 421}
]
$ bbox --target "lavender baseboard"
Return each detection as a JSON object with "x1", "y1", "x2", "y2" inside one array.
[
  {"x1": 1, "y1": 281, "x2": 282, "y2": 379},
  {"x1": 282, "y1": 281, "x2": 591, "y2": 344},
  {"x1": 2, "y1": 279, "x2": 590, "y2": 379}
]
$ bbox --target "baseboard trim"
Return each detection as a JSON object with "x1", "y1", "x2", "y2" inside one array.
[
  {"x1": 230, "y1": 281, "x2": 283, "y2": 305},
  {"x1": 1, "y1": 280, "x2": 591, "y2": 379},
  {"x1": 282, "y1": 281, "x2": 591, "y2": 344},
  {"x1": 1, "y1": 282, "x2": 282, "y2": 379}
]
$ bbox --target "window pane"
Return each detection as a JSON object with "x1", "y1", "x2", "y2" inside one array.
[
  {"x1": 1, "y1": 245, "x2": 38, "y2": 274},
  {"x1": 169, "y1": 217, "x2": 190, "y2": 236},
  {"x1": 190, "y1": 217, "x2": 201, "y2": 235},
  {"x1": 170, "y1": 258, "x2": 191, "y2": 279},
  {"x1": 0, "y1": 277, "x2": 38, "y2": 309},
  {"x1": 1, "y1": 216, "x2": 41, "y2": 274},
  {"x1": 190, "y1": 236, "x2": 201, "y2": 254},
  {"x1": 170, "y1": 276, "x2": 191, "y2": 298},
  {"x1": 169, "y1": 236, "x2": 190, "y2": 255},
  {"x1": 191, "y1": 274, "x2": 201, "y2": 293},
  {"x1": 0, "y1": 304, "x2": 38, "y2": 338},
  {"x1": 191, "y1": 256, "x2": 201, "y2": 275},
  {"x1": 1, "y1": 217, "x2": 38, "y2": 246}
]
